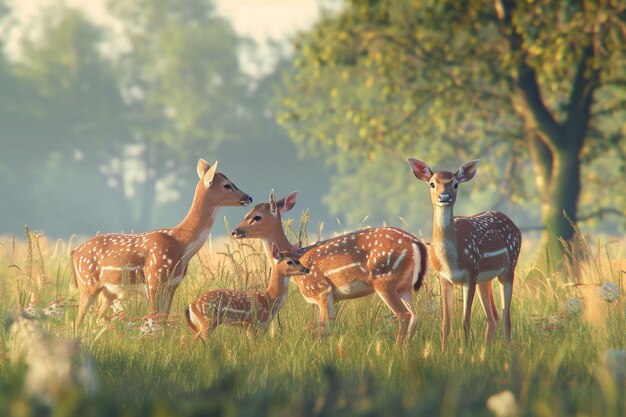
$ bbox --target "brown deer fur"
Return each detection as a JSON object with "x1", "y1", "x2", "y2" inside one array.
[
  {"x1": 407, "y1": 158, "x2": 521, "y2": 349},
  {"x1": 185, "y1": 243, "x2": 309, "y2": 339},
  {"x1": 71, "y1": 159, "x2": 252, "y2": 331},
  {"x1": 231, "y1": 190, "x2": 428, "y2": 346}
]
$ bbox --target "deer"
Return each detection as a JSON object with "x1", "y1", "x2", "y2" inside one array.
[
  {"x1": 407, "y1": 158, "x2": 521, "y2": 349},
  {"x1": 185, "y1": 243, "x2": 309, "y2": 340},
  {"x1": 231, "y1": 190, "x2": 428, "y2": 346},
  {"x1": 71, "y1": 159, "x2": 252, "y2": 331}
]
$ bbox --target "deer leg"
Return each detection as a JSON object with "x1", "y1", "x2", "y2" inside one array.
[
  {"x1": 399, "y1": 288, "x2": 418, "y2": 344},
  {"x1": 440, "y1": 278, "x2": 454, "y2": 350},
  {"x1": 75, "y1": 289, "x2": 100, "y2": 333},
  {"x1": 462, "y1": 281, "x2": 476, "y2": 345},
  {"x1": 374, "y1": 284, "x2": 411, "y2": 347},
  {"x1": 98, "y1": 289, "x2": 116, "y2": 319},
  {"x1": 477, "y1": 282, "x2": 498, "y2": 343},
  {"x1": 315, "y1": 292, "x2": 334, "y2": 336},
  {"x1": 490, "y1": 287, "x2": 499, "y2": 323},
  {"x1": 161, "y1": 283, "x2": 178, "y2": 316},
  {"x1": 498, "y1": 273, "x2": 514, "y2": 342}
]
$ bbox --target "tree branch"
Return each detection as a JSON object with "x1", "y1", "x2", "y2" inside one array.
[
  {"x1": 494, "y1": 0, "x2": 564, "y2": 147},
  {"x1": 577, "y1": 207, "x2": 626, "y2": 223},
  {"x1": 565, "y1": 45, "x2": 599, "y2": 147},
  {"x1": 520, "y1": 207, "x2": 625, "y2": 232}
]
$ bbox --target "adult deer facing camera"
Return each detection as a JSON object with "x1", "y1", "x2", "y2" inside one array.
[
  {"x1": 231, "y1": 190, "x2": 428, "y2": 347},
  {"x1": 407, "y1": 158, "x2": 521, "y2": 349},
  {"x1": 185, "y1": 243, "x2": 309, "y2": 340},
  {"x1": 71, "y1": 159, "x2": 252, "y2": 331}
]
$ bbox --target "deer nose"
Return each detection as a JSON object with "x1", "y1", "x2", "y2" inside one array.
[
  {"x1": 438, "y1": 192, "x2": 452, "y2": 202},
  {"x1": 239, "y1": 195, "x2": 253, "y2": 205},
  {"x1": 231, "y1": 229, "x2": 246, "y2": 238}
]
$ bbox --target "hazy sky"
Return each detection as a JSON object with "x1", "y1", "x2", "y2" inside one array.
[{"x1": 1, "y1": 0, "x2": 334, "y2": 75}]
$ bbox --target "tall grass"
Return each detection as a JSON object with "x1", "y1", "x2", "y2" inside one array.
[{"x1": 0, "y1": 219, "x2": 625, "y2": 417}]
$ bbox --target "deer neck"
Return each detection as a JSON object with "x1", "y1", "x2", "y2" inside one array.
[
  {"x1": 260, "y1": 224, "x2": 292, "y2": 261},
  {"x1": 432, "y1": 205, "x2": 459, "y2": 269},
  {"x1": 174, "y1": 183, "x2": 219, "y2": 248},
  {"x1": 265, "y1": 268, "x2": 290, "y2": 315}
]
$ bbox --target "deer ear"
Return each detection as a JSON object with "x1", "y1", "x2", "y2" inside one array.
[
  {"x1": 271, "y1": 242, "x2": 280, "y2": 260},
  {"x1": 290, "y1": 242, "x2": 300, "y2": 253},
  {"x1": 203, "y1": 160, "x2": 218, "y2": 187},
  {"x1": 268, "y1": 189, "x2": 277, "y2": 216},
  {"x1": 277, "y1": 191, "x2": 298, "y2": 213},
  {"x1": 197, "y1": 158, "x2": 210, "y2": 179},
  {"x1": 407, "y1": 158, "x2": 433, "y2": 182},
  {"x1": 456, "y1": 159, "x2": 480, "y2": 183}
]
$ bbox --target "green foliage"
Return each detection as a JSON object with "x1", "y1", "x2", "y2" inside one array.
[
  {"x1": 109, "y1": 0, "x2": 247, "y2": 155},
  {"x1": 279, "y1": 0, "x2": 626, "y2": 233}
]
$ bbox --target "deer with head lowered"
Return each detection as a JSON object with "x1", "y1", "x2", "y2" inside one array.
[
  {"x1": 185, "y1": 242, "x2": 309, "y2": 340},
  {"x1": 71, "y1": 159, "x2": 252, "y2": 331},
  {"x1": 407, "y1": 158, "x2": 521, "y2": 349},
  {"x1": 231, "y1": 190, "x2": 428, "y2": 346}
]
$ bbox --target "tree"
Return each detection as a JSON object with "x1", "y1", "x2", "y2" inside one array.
[
  {"x1": 279, "y1": 0, "x2": 626, "y2": 257},
  {"x1": 108, "y1": 0, "x2": 251, "y2": 230},
  {"x1": 0, "y1": 6, "x2": 133, "y2": 234}
]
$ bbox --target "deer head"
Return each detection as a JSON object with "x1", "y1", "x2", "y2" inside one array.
[
  {"x1": 270, "y1": 242, "x2": 309, "y2": 276},
  {"x1": 231, "y1": 190, "x2": 298, "y2": 238},
  {"x1": 407, "y1": 158, "x2": 480, "y2": 208},
  {"x1": 196, "y1": 159, "x2": 253, "y2": 207}
]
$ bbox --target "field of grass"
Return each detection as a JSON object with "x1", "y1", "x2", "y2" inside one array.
[{"x1": 0, "y1": 221, "x2": 625, "y2": 417}]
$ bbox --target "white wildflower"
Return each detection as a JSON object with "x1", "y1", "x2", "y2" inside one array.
[
  {"x1": 9, "y1": 314, "x2": 98, "y2": 404},
  {"x1": 111, "y1": 299, "x2": 124, "y2": 314},
  {"x1": 597, "y1": 282, "x2": 620, "y2": 303},
  {"x1": 23, "y1": 302, "x2": 41, "y2": 318},
  {"x1": 486, "y1": 390, "x2": 518, "y2": 417},
  {"x1": 564, "y1": 297, "x2": 583, "y2": 315},
  {"x1": 139, "y1": 317, "x2": 161, "y2": 336},
  {"x1": 43, "y1": 301, "x2": 63, "y2": 317}
]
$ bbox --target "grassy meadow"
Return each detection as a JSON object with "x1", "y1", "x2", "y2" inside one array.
[{"x1": 0, "y1": 220, "x2": 625, "y2": 417}]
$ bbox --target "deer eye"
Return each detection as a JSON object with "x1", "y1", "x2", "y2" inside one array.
[
  {"x1": 429, "y1": 183, "x2": 435, "y2": 188},
  {"x1": 287, "y1": 260, "x2": 293, "y2": 265},
  {"x1": 253, "y1": 215, "x2": 262, "y2": 222},
  {"x1": 454, "y1": 183, "x2": 458, "y2": 189},
  {"x1": 224, "y1": 184, "x2": 232, "y2": 190}
]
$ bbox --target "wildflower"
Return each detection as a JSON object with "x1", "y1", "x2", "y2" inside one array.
[
  {"x1": 564, "y1": 297, "x2": 583, "y2": 315},
  {"x1": 597, "y1": 282, "x2": 620, "y2": 303},
  {"x1": 111, "y1": 299, "x2": 124, "y2": 314},
  {"x1": 43, "y1": 299, "x2": 76, "y2": 318},
  {"x1": 9, "y1": 314, "x2": 98, "y2": 405},
  {"x1": 486, "y1": 390, "x2": 518, "y2": 417},
  {"x1": 23, "y1": 302, "x2": 41, "y2": 318},
  {"x1": 139, "y1": 317, "x2": 160, "y2": 336}
]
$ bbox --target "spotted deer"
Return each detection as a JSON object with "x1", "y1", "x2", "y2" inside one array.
[
  {"x1": 231, "y1": 191, "x2": 428, "y2": 346},
  {"x1": 71, "y1": 159, "x2": 252, "y2": 331},
  {"x1": 407, "y1": 158, "x2": 521, "y2": 349},
  {"x1": 185, "y1": 243, "x2": 309, "y2": 340}
]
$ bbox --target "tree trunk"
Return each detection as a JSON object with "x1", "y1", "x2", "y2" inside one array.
[
  {"x1": 497, "y1": 0, "x2": 597, "y2": 264},
  {"x1": 534, "y1": 144, "x2": 582, "y2": 261}
]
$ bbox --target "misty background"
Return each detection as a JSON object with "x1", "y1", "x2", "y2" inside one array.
[
  {"x1": 0, "y1": 0, "x2": 624, "y2": 248},
  {"x1": 0, "y1": 0, "x2": 339, "y2": 239}
]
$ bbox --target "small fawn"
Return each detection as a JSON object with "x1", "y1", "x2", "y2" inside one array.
[
  {"x1": 232, "y1": 190, "x2": 428, "y2": 346},
  {"x1": 407, "y1": 158, "x2": 521, "y2": 349},
  {"x1": 71, "y1": 159, "x2": 252, "y2": 331},
  {"x1": 185, "y1": 243, "x2": 309, "y2": 339}
]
